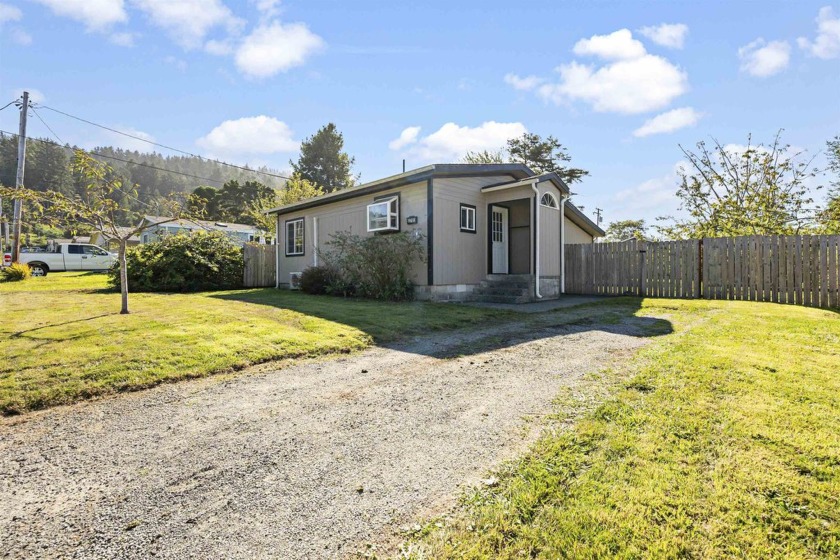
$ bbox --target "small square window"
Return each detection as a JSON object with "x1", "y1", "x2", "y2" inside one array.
[
  {"x1": 367, "y1": 196, "x2": 400, "y2": 232},
  {"x1": 460, "y1": 204, "x2": 476, "y2": 233},
  {"x1": 285, "y1": 218, "x2": 304, "y2": 256}
]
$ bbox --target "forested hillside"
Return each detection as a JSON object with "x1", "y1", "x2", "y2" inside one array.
[{"x1": 0, "y1": 133, "x2": 287, "y2": 231}]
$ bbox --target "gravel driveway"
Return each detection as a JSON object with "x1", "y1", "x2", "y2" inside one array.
[{"x1": 1, "y1": 313, "x2": 657, "y2": 559}]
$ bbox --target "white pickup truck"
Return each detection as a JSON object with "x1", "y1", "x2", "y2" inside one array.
[{"x1": 7, "y1": 243, "x2": 116, "y2": 276}]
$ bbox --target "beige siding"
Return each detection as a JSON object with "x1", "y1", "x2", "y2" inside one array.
[
  {"x1": 277, "y1": 182, "x2": 429, "y2": 286},
  {"x1": 537, "y1": 181, "x2": 561, "y2": 277},
  {"x1": 565, "y1": 216, "x2": 594, "y2": 244},
  {"x1": 433, "y1": 175, "x2": 513, "y2": 285}
]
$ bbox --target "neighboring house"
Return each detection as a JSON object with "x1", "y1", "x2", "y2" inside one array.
[
  {"x1": 89, "y1": 228, "x2": 141, "y2": 250},
  {"x1": 72, "y1": 235, "x2": 91, "y2": 244},
  {"x1": 266, "y1": 163, "x2": 604, "y2": 302},
  {"x1": 137, "y1": 216, "x2": 271, "y2": 246}
]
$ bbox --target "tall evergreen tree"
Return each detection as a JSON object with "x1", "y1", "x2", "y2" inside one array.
[
  {"x1": 462, "y1": 132, "x2": 589, "y2": 185},
  {"x1": 291, "y1": 123, "x2": 357, "y2": 192}
]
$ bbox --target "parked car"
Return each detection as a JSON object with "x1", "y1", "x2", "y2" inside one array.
[{"x1": 3, "y1": 243, "x2": 116, "y2": 276}]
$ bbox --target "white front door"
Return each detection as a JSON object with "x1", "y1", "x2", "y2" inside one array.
[{"x1": 491, "y1": 206, "x2": 509, "y2": 274}]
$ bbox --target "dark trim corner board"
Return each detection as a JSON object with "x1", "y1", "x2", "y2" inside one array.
[{"x1": 427, "y1": 178, "x2": 434, "y2": 285}]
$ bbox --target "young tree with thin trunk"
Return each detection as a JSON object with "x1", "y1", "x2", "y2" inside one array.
[
  {"x1": 1, "y1": 151, "x2": 185, "y2": 314},
  {"x1": 657, "y1": 131, "x2": 821, "y2": 239}
]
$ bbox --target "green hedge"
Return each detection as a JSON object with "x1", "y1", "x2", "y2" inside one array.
[{"x1": 108, "y1": 231, "x2": 244, "y2": 292}]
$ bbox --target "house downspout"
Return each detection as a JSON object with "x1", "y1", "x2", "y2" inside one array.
[
  {"x1": 274, "y1": 214, "x2": 280, "y2": 289},
  {"x1": 313, "y1": 216, "x2": 319, "y2": 267},
  {"x1": 560, "y1": 195, "x2": 569, "y2": 294},
  {"x1": 530, "y1": 181, "x2": 542, "y2": 299}
]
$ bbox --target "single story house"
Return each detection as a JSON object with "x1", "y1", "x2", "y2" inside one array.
[
  {"x1": 89, "y1": 228, "x2": 141, "y2": 250},
  {"x1": 138, "y1": 216, "x2": 271, "y2": 246},
  {"x1": 266, "y1": 163, "x2": 604, "y2": 302}
]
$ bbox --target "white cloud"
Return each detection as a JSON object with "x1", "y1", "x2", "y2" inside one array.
[
  {"x1": 509, "y1": 28, "x2": 688, "y2": 114},
  {"x1": 234, "y1": 21, "x2": 325, "y2": 78},
  {"x1": 11, "y1": 88, "x2": 45, "y2": 104},
  {"x1": 388, "y1": 126, "x2": 421, "y2": 150},
  {"x1": 99, "y1": 126, "x2": 156, "y2": 152},
  {"x1": 11, "y1": 28, "x2": 32, "y2": 45},
  {"x1": 638, "y1": 23, "x2": 689, "y2": 49},
  {"x1": 109, "y1": 31, "x2": 136, "y2": 46},
  {"x1": 32, "y1": 0, "x2": 127, "y2": 30},
  {"x1": 164, "y1": 55, "x2": 187, "y2": 71},
  {"x1": 196, "y1": 116, "x2": 299, "y2": 162},
  {"x1": 538, "y1": 55, "x2": 688, "y2": 114},
  {"x1": 738, "y1": 39, "x2": 791, "y2": 77},
  {"x1": 394, "y1": 121, "x2": 527, "y2": 162},
  {"x1": 254, "y1": 0, "x2": 281, "y2": 18},
  {"x1": 131, "y1": 0, "x2": 243, "y2": 49},
  {"x1": 205, "y1": 38, "x2": 234, "y2": 55},
  {"x1": 0, "y1": 3, "x2": 22, "y2": 23},
  {"x1": 572, "y1": 29, "x2": 646, "y2": 60},
  {"x1": 504, "y1": 73, "x2": 544, "y2": 91},
  {"x1": 610, "y1": 162, "x2": 685, "y2": 222},
  {"x1": 633, "y1": 107, "x2": 702, "y2": 137},
  {"x1": 797, "y1": 6, "x2": 840, "y2": 59}
]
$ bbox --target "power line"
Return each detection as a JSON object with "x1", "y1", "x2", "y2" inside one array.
[
  {"x1": 0, "y1": 129, "x2": 224, "y2": 184},
  {"x1": 30, "y1": 106, "x2": 66, "y2": 146},
  {"x1": 0, "y1": 100, "x2": 17, "y2": 112},
  {"x1": 39, "y1": 104, "x2": 292, "y2": 181}
]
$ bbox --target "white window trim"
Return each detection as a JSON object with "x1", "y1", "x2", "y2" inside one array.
[
  {"x1": 367, "y1": 196, "x2": 400, "y2": 232},
  {"x1": 286, "y1": 218, "x2": 305, "y2": 256},
  {"x1": 540, "y1": 192, "x2": 559, "y2": 210},
  {"x1": 460, "y1": 204, "x2": 476, "y2": 232}
]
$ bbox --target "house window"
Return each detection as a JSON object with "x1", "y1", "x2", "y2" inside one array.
[
  {"x1": 540, "y1": 192, "x2": 559, "y2": 209},
  {"x1": 460, "y1": 204, "x2": 476, "y2": 233},
  {"x1": 492, "y1": 211, "x2": 504, "y2": 243},
  {"x1": 367, "y1": 196, "x2": 399, "y2": 232},
  {"x1": 285, "y1": 218, "x2": 304, "y2": 256}
]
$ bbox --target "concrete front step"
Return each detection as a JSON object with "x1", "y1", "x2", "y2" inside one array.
[
  {"x1": 474, "y1": 286, "x2": 530, "y2": 296},
  {"x1": 471, "y1": 274, "x2": 535, "y2": 303}
]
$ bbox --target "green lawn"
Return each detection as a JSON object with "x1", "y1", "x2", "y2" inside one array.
[
  {"x1": 0, "y1": 272, "x2": 512, "y2": 414},
  {"x1": 405, "y1": 299, "x2": 840, "y2": 559}
]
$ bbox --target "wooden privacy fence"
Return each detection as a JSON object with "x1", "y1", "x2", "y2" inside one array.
[
  {"x1": 564, "y1": 235, "x2": 840, "y2": 309},
  {"x1": 243, "y1": 244, "x2": 276, "y2": 288}
]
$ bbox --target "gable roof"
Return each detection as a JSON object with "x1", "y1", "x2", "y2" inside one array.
[
  {"x1": 265, "y1": 163, "x2": 604, "y2": 237},
  {"x1": 141, "y1": 216, "x2": 264, "y2": 234}
]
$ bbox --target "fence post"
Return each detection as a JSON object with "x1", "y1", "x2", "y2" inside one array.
[
  {"x1": 697, "y1": 238, "x2": 703, "y2": 298},
  {"x1": 639, "y1": 242, "x2": 647, "y2": 297}
]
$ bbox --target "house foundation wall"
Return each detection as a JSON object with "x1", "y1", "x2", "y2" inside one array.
[{"x1": 414, "y1": 283, "x2": 477, "y2": 302}]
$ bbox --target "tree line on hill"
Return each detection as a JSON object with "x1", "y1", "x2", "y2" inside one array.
[
  {"x1": 0, "y1": 122, "x2": 356, "y2": 237},
  {"x1": 1, "y1": 122, "x2": 837, "y2": 244}
]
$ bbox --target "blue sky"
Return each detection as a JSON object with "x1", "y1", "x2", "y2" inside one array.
[{"x1": 1, "y1": 0, "x2": 839, "y2": 228}]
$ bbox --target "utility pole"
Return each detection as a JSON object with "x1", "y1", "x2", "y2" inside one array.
[
  {"x1": 594, "y1": 207, "x2": 603, "y2": 227},
  {"x1": 11, "y1": 91, "x2": 29, "y2": 263}
]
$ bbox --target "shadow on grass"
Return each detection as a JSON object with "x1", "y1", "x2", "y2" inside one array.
[
  {"x1": 211, "y1": 290, "x2": 673, "y2": 358},
  {"x1": 11, "y1": 314, "x2": 114, "y2": 339}
]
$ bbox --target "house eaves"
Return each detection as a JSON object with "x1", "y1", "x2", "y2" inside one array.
[{"x1": 265, "y1": 163, "x2": 536, "y2": 216}]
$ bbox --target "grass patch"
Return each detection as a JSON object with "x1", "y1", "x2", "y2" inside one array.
[
  {"x1": 0, "y1": 272, "x2": 513, "y2": 414},
  {"x1": 404, "y1": 299, "x2": 840, "y2": 559}
]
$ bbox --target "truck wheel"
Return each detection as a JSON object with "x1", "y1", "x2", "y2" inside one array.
[{"x1": 29, "y1": 263, "x2": 48, "y2": 277}]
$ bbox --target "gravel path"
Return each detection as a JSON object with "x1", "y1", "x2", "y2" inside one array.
[{"x1": 1, "y1": 314, "x2": 656, "y2": 559}]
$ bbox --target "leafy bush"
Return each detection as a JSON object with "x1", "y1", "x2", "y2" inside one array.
[
  {"x1": 1, "y1": 263, "x2": 32, "y2": 282},
  {"x1": 319, "y1": 231, "x2": 425, "y2": 301},
  {"x1": 299, "y1": 265, "x2": 337, "y2": 295},
  {"x1": 108, "y1": 231, "x2": 244, "y2": 292}
]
